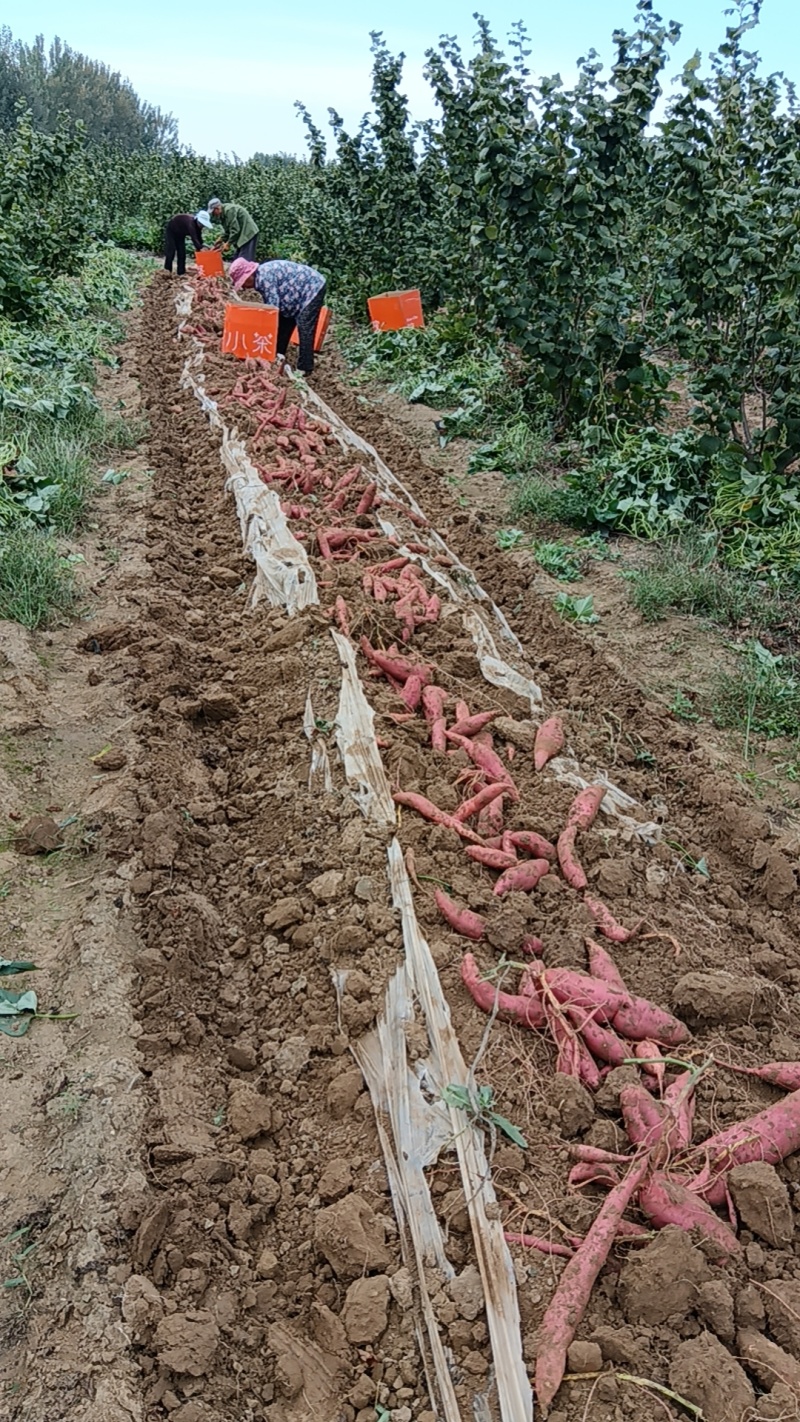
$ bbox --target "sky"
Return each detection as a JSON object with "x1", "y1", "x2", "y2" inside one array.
[{"x1": 10, "y1": 1, "x2": 800, "y2": 159}]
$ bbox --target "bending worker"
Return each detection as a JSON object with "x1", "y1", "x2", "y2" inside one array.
[
  {"x1": 164, "y1": 210, "x2": 212, "y2": 275},
  {"x1": 208, "y1": 197, "x2": 258, "y2": 261},
  {"x1": 229, "y1": 257, "x2": 326, "y2": 378}
]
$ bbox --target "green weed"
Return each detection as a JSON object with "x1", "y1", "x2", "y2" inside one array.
[
  {"x1": 533, "y1": 541, "x2": 583, "y2": 582},
  {"x1": 554, "y1": 592, "x2": 599, "y2": 624},
  {"x1": 0, "y1": 530, "x2": 78, "y2": 629},
  {"x1": 511, "y1": 474, "x2": 594, "y2": 530},
  {"x1": 712, "y1": 641, "x2": 800, "y2": 753},
  {"x1": 628, "y1": 533, "x2": 786, "y2": 630},
  {"x1": 670, "y1": 689, "x2": 701, "y2": 723}
]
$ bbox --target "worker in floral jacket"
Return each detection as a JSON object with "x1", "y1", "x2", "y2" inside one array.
[
  {"x1": 229, "y1": 257, "x2": 326, "y2": 377},
  {"x1": 208, "y1": 198, "x2": 258, "y2": 260}
]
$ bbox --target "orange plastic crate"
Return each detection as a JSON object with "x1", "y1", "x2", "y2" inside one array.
[
  {"x1": 367, "y1": 289, "x2": 424, "y2": 332},
  {"x1": 195, "y1": 248, "x2": 224, "y2": 278},
  {"x1": 289, "y1": 306, "x2": 331, "y2": 352},
  {"x1": 221, "y1": 303, "x2": 279, "y2": 362}
]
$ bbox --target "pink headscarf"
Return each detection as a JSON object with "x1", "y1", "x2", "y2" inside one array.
[{"x1": 229, "y1": 257, "x2": 258, "y2": 290}]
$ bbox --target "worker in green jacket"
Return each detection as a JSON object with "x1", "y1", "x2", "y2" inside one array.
[{"x1": 208, "y1": 197, "x2": 259, "y2": 261}]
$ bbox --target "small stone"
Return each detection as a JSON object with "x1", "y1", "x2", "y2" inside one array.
[
  {"x1": 388, "y1": 1267, "x2": 413, "y2": 1312},
  {"x1": 342, "y1": 1275, "x2": 390, "y2": 1344},
  {"x1": 94, "y1": 746, "x2": 127, "y2": 771},
  {"x1": 262, "y1": 897, "x2": 303, "y2": 932},
  {"x1": 354, "y1": 877, "x2": 376, "y2": 901},
  {"x1": 256, "y1": 1249, "x2": 278, "y2": 1279},
  {"x1": 273, "y1": 1035, "x2": 311, "y2": 1078},
  {"x1": 566, "y1": 1341, "x2": 603, "y2": 1374},
  {"x1": 318, "y1": 1158, "x2": 352, "y2": 1202},
  {"x1": 227, "y1": 1039, "x2": 257, "y2": 1071},
  {"x1": 227, "y1": 1083, "x2": 272, "y2": 1141},
  {"x1": 461, "y1": 1351, "x2": 489, "y2": 1376},
  {"x1": 327, "y1": 1069, "x2": 365, "y2": 1119},
  {"x1": 349, "y1": 1375, "x2": 377, "y2": 1410},
  {"x1": 729, "y1": 1162, "x2": 794, "y2": 1247},
  {"x1": 309, "y1": 870, "x2": 344, "y2": 902},
  {"x1": 448, "y1": 1265, "x2": 484, "y2": 1322}
]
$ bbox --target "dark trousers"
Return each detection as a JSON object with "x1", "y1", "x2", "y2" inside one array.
[
  {"x1": 234, "y1": 235, "x2": 258, "y2": 261},
  {"x1": 164, "y1": 228, "x2": 187, "y2": 275},
  {"x1": 276, "y1": 284, "x2": 326, "y2": 375}
]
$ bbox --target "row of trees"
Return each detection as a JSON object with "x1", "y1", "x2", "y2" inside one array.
[{"x1": 0, "y1": 27, "x2": 176, "y2": 152}]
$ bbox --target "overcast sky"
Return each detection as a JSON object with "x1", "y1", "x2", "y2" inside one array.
[{"x1": 11, "y1": 1, "x2": 798, "y2": 158}]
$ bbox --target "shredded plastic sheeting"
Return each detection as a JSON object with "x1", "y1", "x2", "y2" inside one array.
[
  {"x1": 303, "y1": 692, "x2": 333, "y2": 795},
  {"x1": 387, "y1": 838, "x2": 533, "y2": 1422},
  {"x1": 331, "y1": 631, "x2": 396, "y2": 827},
  {"x1": 176, "y1": 293, "x2": 318, "y2": 616}
]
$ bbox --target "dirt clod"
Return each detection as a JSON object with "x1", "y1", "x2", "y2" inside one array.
[
  {"x1": 671, "y1": 970, "x2": 777, "y2": 1024},
  {"x1": 618, "y1": 1226, "x2": 709, "y2": 1325},
  {"x1": 545, "y1": 1072, "x2": 594, "y2": 1137},
  {"x1": 670, "y1": 1332, "x2": 755, "y2": 1422},
  {"x1": 15, "y1": 814, "x2": 64, "y2": 855},
  {"x1": 737, "y1": 1329, "x2": 800, "y2": 1396},
  {"x1": 729, "y1": 1162, "x2": 794, "y2": 1247},
  {"x1": 342, "y1": 1275, "x2": 391, "y2": 1344},
  {"x1": 447, "y1": 1265, "x2": 484, "y2": 1322},
  {"x1": 695, "y1": 1280, "x2": 735, "y2": 1345},
  {"x1": 154, "y1": 1309, "x2": 221, "y2": 1376},
  {"x1": 227, "y1": 1082, "x2": 273, "y2": 1140},
  {"x1": 313, "y1": 1193, "x2": 390, "y2": 1279},
  {"x1": 566, "y1": 1340, "x2": 603, "y2": 1374},
  {"x1": 765, "y1": 1280, "x2": 800, "y2": 1360}
]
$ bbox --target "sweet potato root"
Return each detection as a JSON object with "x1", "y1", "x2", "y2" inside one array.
[{"x1": 533, "y1": 715, "x2": 565, "y2": 771}]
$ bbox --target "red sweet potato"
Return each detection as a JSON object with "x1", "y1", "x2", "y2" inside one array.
[
  {"x1": 566, "y1": 783, "x2": 606, "y2": 831},
  {"x1": 688, "y1": 1087, "x2": 800, "y2": 1186},
  {"x1": 533, "y1": 716, "x2": 565, "y2": 771},
  {"x1": 620, "y1": 1083, "x2": 668, "y2": 1150},
  {"x1": 507, "y1": 830, "x2": 556, "y2": 861},
  {"x1": 557, "y1": 825, "x2": 588, "y2": 891},
  {"x1": 541, "y1": 967, "x2": 628, "y2": 1023},
  {"x1": 716, "y1": 1059, "x2": 800, "y2": 1093},
  {"x1": 455, "y1": 781, "x2": 508, "y2": 823},
  {"x1": 584, "y1": 895, "x2": 642, "y2": 944},
  {"x1": 435, "y1": 890, "x2": 485, "y2": 941},
  {"x1": 637, "y1": 1173, "x2": 740, "y2": 1259},
  {"x1": 504, "y1": 1232, "x2": 574, "y2": 1260},
  {"x1": 399, "y1": 674, "x2": 423, "y2": 711},
  {"x1": 535, "y1": 1154, "x2": 651, "y2": 1409},
  {"x1": 465, "y1": 845, "x2": 518, "y2": 871},
  {"x1": 612, "y1": 996, "x2": 690, "y2": 1048},
  {"x1": 449, "y1": 710, "x2": 499, "y2": 738},
  {"x1": 421, "y1": 684, "x2": 448, "y2": 753},
  {"x1": 493, "y1": 858, "x2": 550, "y2": 897},
  {"x1": 461, "y1": 953, "x2": 545, "y2": 1028},
  {"x1": 446, "y1": 731, "x2": 519, "y2": 799},
  {"x1": 584, "y1": 938, "x2": 627, "y2": 991},
  {"x1": 566, "y1": 1008, "x2": 627, "y2": 1066},
  {"x1": 392, "y1": 791, "x2": 484, "y2": 844}
]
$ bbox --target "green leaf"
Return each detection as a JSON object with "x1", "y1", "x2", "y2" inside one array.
[{"x1": 490, "y1": 1113, "x2": 528, "y2": 1148}]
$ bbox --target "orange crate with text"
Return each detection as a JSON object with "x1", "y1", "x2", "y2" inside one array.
[
  {"x1": 289, "y1": 305, "x2": 331, "y2": 353},
  {"x1": 367, "y1": 289, "x2": 424, "y2": 332},
  {"x1": 195, "y1": 249, "x2": 224, "y2": 278},
  {"x1": 221, "y1": 304, "x2": 279, "y2": 362}
]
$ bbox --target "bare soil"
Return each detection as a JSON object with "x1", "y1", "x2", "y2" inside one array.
[{"x1": 2, "y1": 277, "x2": 800, "y2": 1422}]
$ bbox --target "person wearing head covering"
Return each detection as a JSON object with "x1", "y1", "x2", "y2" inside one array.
[
  {"x1": 164, "y1": 210, "x2": 212, "y2": 275},
  {"x1": 229, "y1": 257, "x2": 327, "y2": 377},
  {"x1": 207, "y1": 198, "x2": 259, "y2": 261}
]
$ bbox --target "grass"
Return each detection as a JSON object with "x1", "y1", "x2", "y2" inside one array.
[
  {"x1": 0, "y1": 530, "x2": 78, "y2": 630},
  {"x1": 711, "y1": 640, "x2": 800, "y2": 753},
  {"x1": 511, "y1": 473, "x2": 594, "y2": 530},
  {"x1": 96, "y1": 409, "x2": 149, "y2": 451},
  {"x1": 627, "y1": 532, "x2": 786, "y2": 630}
]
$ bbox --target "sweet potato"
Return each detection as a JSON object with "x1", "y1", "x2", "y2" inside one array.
[
  {"x1": 568, "y1": 1160, "x2": 622, "y2": 1189},
  {"x1": 612, "y1": 996, "x2": 690, "y2": 1048},
  {"x1": 584, "y1": 895, "x2": 642, "y2": 944},
  {"x1": 620, "y1": 1083, "x2": 668, "y2": 1150},
  {"x1": 504, "y1": 1232, "x2": 574, "y2": 1260},
  {"x1": 446, "y1": 731, "x2": 519, "y2": 799},
  {"x1": 461, "y1": 953, "x2": 545, "y2": 1028},
  {"x1": 465, "y1": 845, "x2": 518, "y2": 871},
  {"x1": 541, "y1": 967, "x2": 628, "y2": 1022},
  {"x1": 454, "y1": 781, "x2": 508, "y2": 823},
  {"x1": 360, "y1": 637, "x2": 432, "y2": 686},
  {"x1": 566, "y1": 784, "x2": 606, "y2": 831},
  {"x1": 356, "y1": 482, "x2": 377, "y2": 515},
  {"x1": 566, "y1": 1008, "x2": 627, "y2": 1067},
  {"x1": 333, "y1": 596, "x2": 351, "y2": 639},
  {"x1": 392, "y1": 791, "x2": 485, "y2": 844},
  {"x1": 535, "y1": 1154, "x2": 651, "y2": 1409},
  {"x1": 662, "y1": 1068, "x2": 697, "y2": 1152},
  {"x1": 634, "y1": 1040, "x2": 666, "y2": 1091},
  {"x1": 585, "y1": 938, "x2": 628, "y2": 994},
  {"x1": 435, "y1": 889, "x2": 485, "y2": 941},
  {"x1": 508, "y1": 830, "x2": 556, "y2": 862},
  {"x1": 477, "y1": 792, "x2": 505, "y2": 840},
  {"x1": 716, "y1": 1058, "x2": 800, "y2": 1093},
  {"x1": 557, "y1": 825, "x2": 588, "y2": 891},
  {"x1": 421, "y1": 684, "x2": 448, "y2": 753},
  {"x1": 533, "y1": 715, "x2": 565, "y2": 771},
  {"x1": 449, "y1": 710, "x2": 499, "y2": 738},
  {"x1": 493, "y1": 858, "x2": 550, "y2": 897},
  {"x1": 399, "y1": 674, "x2": 423, "y2": 711},
  {"x1": 688, "y1": 1087, "x2": 800, "y2": 1187},
  {"x1": 637, "y1": 1173, "x2": 740, "y2": 1259}
]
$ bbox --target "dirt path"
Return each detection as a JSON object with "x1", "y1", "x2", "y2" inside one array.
[{"x1": 4, "y1": 276, "x2": 800, "y2": 1422}]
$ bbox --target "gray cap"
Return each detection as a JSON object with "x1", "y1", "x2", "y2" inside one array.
[{"x1": 208, "y1": 197, "x2": 222, "y2": 210}]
